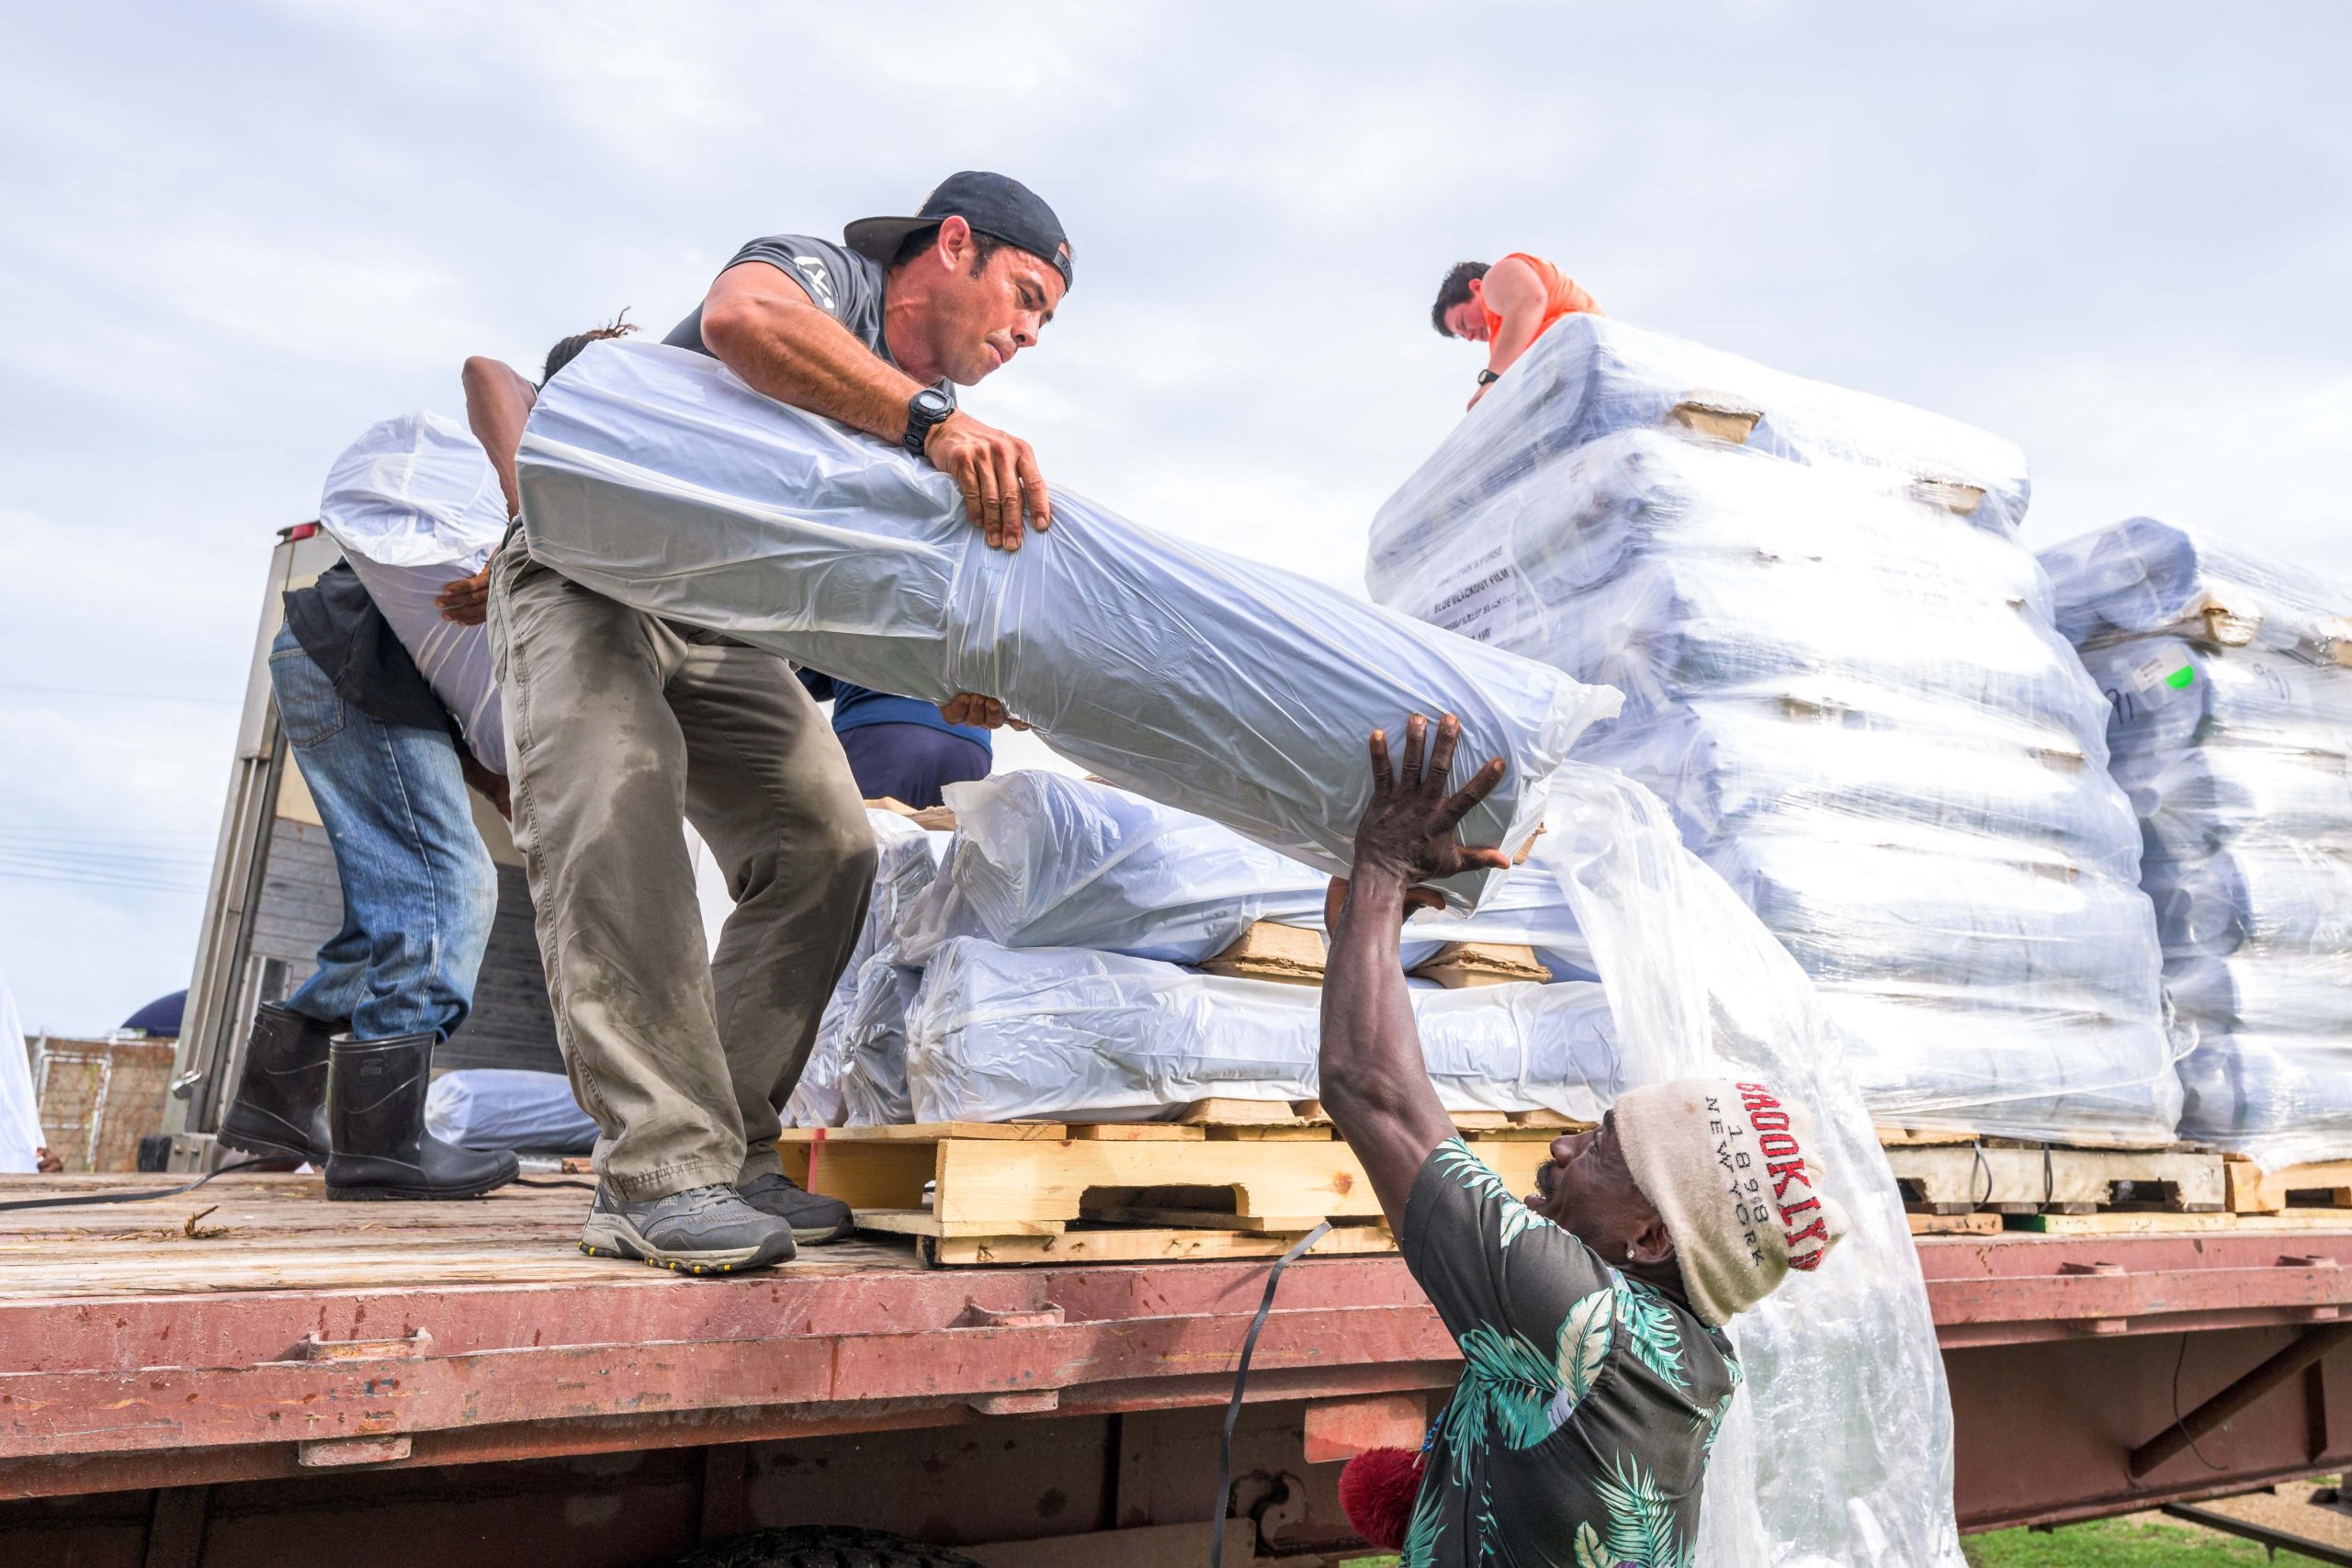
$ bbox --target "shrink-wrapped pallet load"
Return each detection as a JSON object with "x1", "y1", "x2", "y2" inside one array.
[
  {"x1": 904, "y1": 937, "x2": 1621, "y2": 1124},
  {"x1": 515, "y1": 341, "x2": 1621, "y2": 908},
  {"x1": 2044, "y1": 521, "x2": 2352, "y2": 1168},
  {"x1": 1371, "y1": 316, "x2": 2179, "y2": 1145},
  {"x1": 783, "y1": 809, "x2": 944, "y2": 1128}
]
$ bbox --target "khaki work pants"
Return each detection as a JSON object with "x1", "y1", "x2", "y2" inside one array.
[{"x1": 487, "y1": 536, "x2": 876, "y2": 1200}]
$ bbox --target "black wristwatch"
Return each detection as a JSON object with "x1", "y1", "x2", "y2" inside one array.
[
  {"x1": 903, "y1": 388, "x2": 954, "y2": 457},
  {"x1": 1476, "y1": 368, "x2": 1501, "y2": 387}
]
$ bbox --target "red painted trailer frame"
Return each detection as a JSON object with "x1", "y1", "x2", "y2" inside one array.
[{"x1": 3, "y1": 1220, "x2": 2348, "y2": 1565}]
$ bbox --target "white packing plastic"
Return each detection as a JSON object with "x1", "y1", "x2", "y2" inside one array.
[
  {"x1": 838, "y1": 956, "x2": 923, "y2": 1126},
  {"x1": 1370, "y1": 320, "x2": 2179, "y2": 1145},
  {"x1": 0, "y1": 963, "x2": 40, "y2": 1174},
  {"x1": 317, "y1": 412, "x2": 512, "y2": 772},
  {"x1": 897, "y1": 771, "x2": 1329, "y2": 966},
  {"x1": 514, "y1": 340, "x2": 1621, "y2": 908},
  {"x1": 2048, "y1": 521, "x2": 2352, "y2": 1168},
  {"x1": 423, "y1": 1068, "x2": 596, "y2": 1154},
  {"x1": 1540, "y1": 761, "x2": 1962, "y2": 1568},
  {"x1": 903, "y1": 937, "x2": 1621, "y2": 1124},
  {"x1": 785, "y1": 810, "x2": 941, "y2": 1128},
  {"x1": 902, "y1": 768, "x2": 1596, "y2": 981}
]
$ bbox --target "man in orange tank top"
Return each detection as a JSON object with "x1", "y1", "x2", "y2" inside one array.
[{"x1": 1430, "y1": 254, "x2": 1602, "y2": 408}]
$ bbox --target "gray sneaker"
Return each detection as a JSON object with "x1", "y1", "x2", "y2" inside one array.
[
  {"x1": 739, "y1": 1171, "x2": 855, "y2": 1244},
  {"x1": 579, "y1": 1182, "x2": 797, "y2": 1274}
]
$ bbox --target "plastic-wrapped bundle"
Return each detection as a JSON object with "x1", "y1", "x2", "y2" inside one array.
[
  {"x1": 1373, "y1": 322, "x2": 2176, "y2": 1145},
  {"x1": 1380, "y1": 432, "x2": 2098, "y2": 745},
  {"x1": 1577, "y1": 699, "x2": 2144, "y2": 882},
  {"x1": 516, "y1": 341, "x2": 1621, "y2": 908},
  {"x1": 903, "y1": 937, "x2": 1621, "y2": 1124},
  {"x1": 784, "y1": 811, "x2": 941, "y2": 1128},
  {"x1": 318, "y1": 412, "x2": 510, "y2": 772},
  {"x1": 1374, "y1": 313, "x2": 2030, "y2": 535},
  {"x1": 2043, "y1": 517, "x2": 2352, "y2": 657},
  {"x1": 897, "y1": 772, "x2": 1328, "y2": 966},
  {"x1": 900, "y1": 768, "x2": 1596, "y2": 981},
  {"x1": 424, "y1": 1068, "x2": 597, "y2": 1154},
  {"x1": 838, "y1": 956, "x2": 923, "y2": 1126},
  {"x1": 2048, "y1": 521, "x2": 2352, "y2": 1166}
]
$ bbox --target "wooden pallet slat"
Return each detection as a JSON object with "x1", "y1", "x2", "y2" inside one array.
[
  {"x1": 1407, "y1": 942, "x2": 1551, "y2": 989},
  {"x1": 2224, "y1": 1156, "x2": 2352, "y2": 1215},
  {"x1": 1195, "y1": 920, "x2": 1327, "y2": 986},
  {"x1": 1882, "y1": 1144, "x2": 2227, "y2": 1215}
]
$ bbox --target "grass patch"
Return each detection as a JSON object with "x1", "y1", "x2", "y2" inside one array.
[{"x1": 1965, "y1": 1517, "x2": 2333, "y2": 1566}]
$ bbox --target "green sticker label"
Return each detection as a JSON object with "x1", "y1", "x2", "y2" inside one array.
[{"x1": 2165, "y1": 664, "x2": 2197, "y2": 690}]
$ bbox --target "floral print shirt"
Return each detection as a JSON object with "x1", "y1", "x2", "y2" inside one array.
[{"x1": 1396, "y1": 1138, "x2": 1742, "y2": 1567}]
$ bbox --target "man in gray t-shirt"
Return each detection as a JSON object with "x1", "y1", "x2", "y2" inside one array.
[
  {"x1": 490, "y1": 174, "x2": 1073, "y2": 1275},
  {"x1": 665, "y1": 235, "x2": 1000, "y2": 806}
]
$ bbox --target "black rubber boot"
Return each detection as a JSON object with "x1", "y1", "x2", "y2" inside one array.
[
  {"x1": 323, "y1": 1032, "x2": 519, "y2": 1201},
  {"x1": 219, "y1": 1003, "x2": 340, "y2": 1165}
]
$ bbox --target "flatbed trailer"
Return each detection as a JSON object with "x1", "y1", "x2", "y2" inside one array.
[{"x1": 0, "y1": 1177, "x2": 2346, "y2": 1565}]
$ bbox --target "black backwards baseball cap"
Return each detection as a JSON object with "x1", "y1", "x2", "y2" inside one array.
[{"x1": 845, "y1": 172, "x2": 1074, "y2": 290}]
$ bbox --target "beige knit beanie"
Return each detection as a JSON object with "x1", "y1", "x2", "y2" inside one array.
[{"x1": 1612, "y1": 1077, "x2": 1846, "y2": 1326}]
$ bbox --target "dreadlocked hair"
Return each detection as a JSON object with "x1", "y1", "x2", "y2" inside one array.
[{"x1": 542, "y1": 311, "x2": 638, "y2": 387}]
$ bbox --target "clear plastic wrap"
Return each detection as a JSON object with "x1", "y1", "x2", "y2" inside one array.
[
  {"x1": 897, "y1": 771, "x2": 1329, "y2": 966},
  {"x1": 902, "y1": 937, "x2": 1621, "y2": 1124},
  {"x1": 516, "y1": 340, "x2": 1622, "y2": 908},
  {"x1": 424, "y1": 1068, "x2": 597, "y2": 1154},
  {"x1": 1381, "y1": 313, "x2": 2030, "y2": 534},
  {"x1": 839, "y1": 956, "x2": 923, "y2": 1127},
  {"x1": 317, "y1": 411, "x2": 510, "y2": 771},
  {"x1": 1540, "y1": 761, "x2": 1962, "y2": 1568},
  {"x1": 1372, "y1": 321, "x2": 2177, "y2": 1145},
  {"x1": 785, "y1": 810, "x2": 941, "y2": 1129},
  {"x1": 2049, "y1": 522, "x2": 2352, "y2": 1168}
]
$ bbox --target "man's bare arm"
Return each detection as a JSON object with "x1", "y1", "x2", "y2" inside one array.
[
  {"x1": 700, "y1": 262, "x2": 928, "y2": 445},
  {"x1": 1317, "y1": 716, "x2": 1511, "y2": 1224},
  {"x1": 1480, "y1": 254, "x2": 1552, "y2": 378},
  {"x1": 461, "y1": 357, "x2": 537, "y2": 519},
  {"x1": 435, "y1": 357, "x2": 537, "y2": 626},
  {"x1": 698, "y1": 262, "x2": 1052, "y2": 552}
]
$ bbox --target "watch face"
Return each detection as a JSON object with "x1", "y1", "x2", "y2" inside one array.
[{"x1": 913, "y1": 389, "x2": 952, "y2": 419}]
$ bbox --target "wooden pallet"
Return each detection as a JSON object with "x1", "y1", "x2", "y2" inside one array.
[
  {"x1": 865, "y1": 795, "x2": 957, "y2": 831},
  {"x1": 1196, "y1": 920, "x2": 1548, "y2": 990},
  {"x1": 2007, "y1": 1209, "x2": 2352, "y2": 1237},
  {"x1": 1882, "y1": 1143, "x2": 2227, "y2": 1215},
  {"x1": 1660, "y1": 399, "x2": 1984, "y2": 516},
  {"x1": 778, "y1": 1110, "x2": 1583, "y2": 1268},
  {"x1": 2225, "y1": 1156, "x2": 2352, "y2": 1214}
]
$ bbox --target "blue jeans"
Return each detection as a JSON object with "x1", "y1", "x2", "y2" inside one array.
[{"x1": 269, "y1": 626, "x2": 497, "y2": 1043}]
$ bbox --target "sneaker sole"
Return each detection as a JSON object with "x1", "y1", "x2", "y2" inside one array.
[
  {"x1": 786, "y1": 1214, "x2": 856, "y2": 1246},
  {"x1": 579, "y1": 1213, "x2": 797, "y2": 1276}
]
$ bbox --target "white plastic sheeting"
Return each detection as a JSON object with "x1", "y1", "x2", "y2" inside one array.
[
  {"x1": 903, "y1": 937, "x2": 1621, "y2": 1124},
  {"x1": 317, "y1": 412, "x2": 511, "y2": 772},
  {"x1": 424, "y1": 1068, "x2": 596, "y2": 1154},
  {"x1": 2048, "y1": 521, "x2": 2352, "y2": 1168},
  {"x1": 0, "y1": 963, "x2": 41, "y2": 1174},
  {"x1": 1370, "y1": 315, "x2": 2178, "y2": 1144},
  {"x1": 514, "y1": 340, "x2": 1620, "y2": 908},
  {"x1": 785, "y1": 810, "x2": 942, "y2": 1128},
  {"x1": 898, "y1": 767, "x2": 1593, "y2": 980},
  {"x1": 898, "y1": 772, "x2": 1329, "y2": 967},
  {"x1": 1541, "y1": 761, "x2": 1962, "y2": 1568}
]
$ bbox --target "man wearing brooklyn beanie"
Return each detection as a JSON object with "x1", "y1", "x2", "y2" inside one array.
[{"x1": 1317, "y1": 714, "x2": 1847, "y2": 1566}]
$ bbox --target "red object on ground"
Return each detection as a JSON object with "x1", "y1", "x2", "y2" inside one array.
[{"x1": 1339, "y1": 1445, "x2": 1425, "y2": 1549}]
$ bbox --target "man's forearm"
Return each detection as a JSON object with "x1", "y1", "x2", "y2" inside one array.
[
  {"x1": 461, "y1": 358, "x2": 535, "y2": 518},
  {"x1": 1318, "y1": 872, "x2": 1454, "y2": 1217},
  {"x1": 704, "y1": 294, "x2": 924, "y2": 446},
  {"x1": 1487, "y1": 309, "x2": 1544, "y2": 378}
]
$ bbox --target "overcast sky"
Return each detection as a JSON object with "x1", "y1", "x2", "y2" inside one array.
[{"x1": 3, "y1": 2, "x2": 2347, "y2": 1033}]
